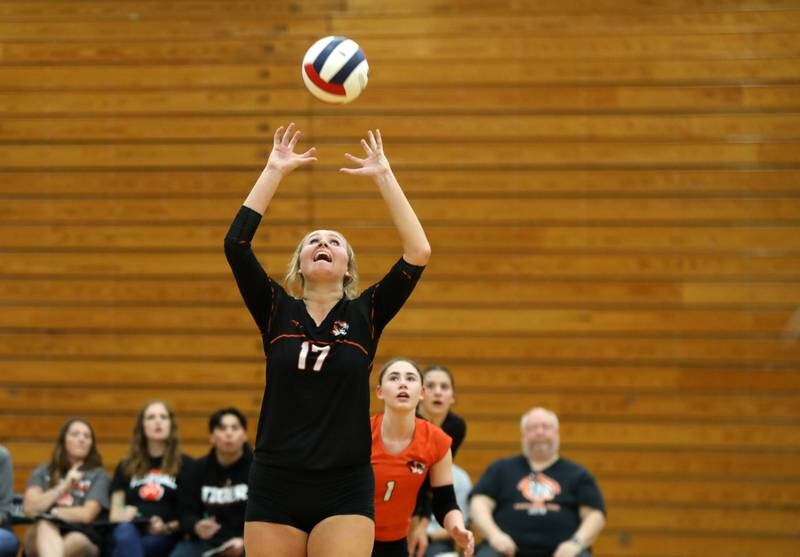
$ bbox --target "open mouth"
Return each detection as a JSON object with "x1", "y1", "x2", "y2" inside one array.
[
  {"x1": 397, "y1": 393, "x2": 410, "y2": 400},
  {"x1": 313, "y1": 252, "x2": 332, "y2": 262}
]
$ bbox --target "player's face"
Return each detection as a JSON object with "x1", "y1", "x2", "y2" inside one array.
[
  {"x1": 211, "y1": 414, "x2": 247, "y2": 455},
  {"x1": 299, "y1": 230, "x2": 350, "y2": 286},
  {"x1": 522, "y1": 409, "x2": 560, "y2": 460},
  {"x1": 378, "y1": 361, "x2": 423, "y2": 410},
  {"x1": 421, "y1": 370, "x2": 455, "y2": 416},
  {"x1": 64, "y1": 421, "x2": 93, "y2": 462},
  {"x1": 143, "y1": 402, "x2": 171, "y2": 442}
]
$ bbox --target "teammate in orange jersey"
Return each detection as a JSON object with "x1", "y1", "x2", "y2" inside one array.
[{"x1": 371, "y1": 358, "x2": 474, "y2": 557}]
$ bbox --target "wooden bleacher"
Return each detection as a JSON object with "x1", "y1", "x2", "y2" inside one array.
[{"x1": 1, "y1": 1, "x2": 799, "y2": 554}]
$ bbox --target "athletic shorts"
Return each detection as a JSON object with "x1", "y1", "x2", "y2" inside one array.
[
  {"x1": 371, "y1": 538, "x2": 407, "y2": 557},
  {"x1": 245, "y1": 461, "x2": 374, "y2": 533}
]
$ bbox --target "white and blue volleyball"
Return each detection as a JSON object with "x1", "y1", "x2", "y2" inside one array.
[{"x1": 301, "y1": 36, "x2": 369, "y2": 104}]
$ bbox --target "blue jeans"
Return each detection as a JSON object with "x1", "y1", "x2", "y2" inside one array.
[
  {"x1": 111, "y1": 523, "x2": 179, "y2": 557},
  {"x1": 169, "y1": 539, "x2": 216, "y2": 557},
  {"x1": 0, "y1": 529, "x2": 19, "y2": 557}
]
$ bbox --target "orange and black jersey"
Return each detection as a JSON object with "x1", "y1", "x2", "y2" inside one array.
[
  {"x1": 371, "y1": 415, "x2": 451, "y2": 541},
  {"x1": 225, "y1": 206, "x2": 424, "y2": 471}
]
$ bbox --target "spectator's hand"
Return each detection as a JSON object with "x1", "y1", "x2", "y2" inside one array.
[
  {"x1": 488, "y1": 531, "x2": 517, "y2": 556},
  {"x1": 553, "y1": 539, "x2": 583, "y2": 557},
  {"x1": 451, "y1": 525, "x2": 475, "y2": 557},
  {"x1": 219, "y1": 538, "x2": 244, "y2": 557},
  {"x1": 59, "y1": 464, "x2": 83, "y2": 493},
  {"x1": 340, "y1": 130, "x2": 392, "y2": 178},
  {"x1": 265, "y1": 123, "x2": 317, "y2": 177},
  {"x1": 147, "y1": 515, "x2": 171, "y2": 535},
  {"x1": 406, "y1": 521, "x2": 428, "y2": 557},
  {"x1": 194, "y1": 517, "x2": 221, "y2": 540},
  {"x1": 118, "y1": 505, "x2": 138, "y2": 522}
]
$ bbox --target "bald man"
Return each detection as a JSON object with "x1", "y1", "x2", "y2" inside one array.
[{"x1": 469, "y1": 408, "x2": 605, "y2": 557}]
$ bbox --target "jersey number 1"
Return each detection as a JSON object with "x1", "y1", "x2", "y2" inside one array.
[
  {"x1": 383, "y1": 480, "x2": 396, "y2": 502},
  {"x1": 297, "y1": 341, "x2": 330, "y2": 372}
]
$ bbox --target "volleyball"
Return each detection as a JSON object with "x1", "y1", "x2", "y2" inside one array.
[{"x1": 301, "y1": 36, "x2": 369, "y2": 104}]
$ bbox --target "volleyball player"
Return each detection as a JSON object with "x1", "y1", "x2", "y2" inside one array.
[
  {"x1": 371, "y1": 358, "x2": 474, "y2": 557},
  {"x1": 225, "y1": 125, "x2": 430, "y2": 557}
]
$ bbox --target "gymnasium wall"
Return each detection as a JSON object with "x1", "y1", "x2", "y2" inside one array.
[{"x1": 1, "y1": 1, "x2": 799, "y2": 555}]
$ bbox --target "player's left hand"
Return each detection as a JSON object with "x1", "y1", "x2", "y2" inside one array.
[
  {"x1": 451, "y1": 524, "x2": 475, "y2": 557},
  {"x1": 340, "y1": 129, "x2": 392, "y2": 178}
]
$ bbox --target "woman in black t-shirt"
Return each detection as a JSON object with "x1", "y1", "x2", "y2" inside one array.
[
  {"x1": 225, "y1": 124, "x2": 430, "y2": 557},
  {"x1": 109, "y1": 401, "x2": 192, "y2": 557}
]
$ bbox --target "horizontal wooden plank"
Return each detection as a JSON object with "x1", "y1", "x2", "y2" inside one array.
[
  {"x1": 2, "y1": 33, "x2": 799, "y2": 64},
  {"x1": 2, "y1": 386, "x2": 797, "y2": 420},
  {"x1": 4, "y1": 59, "x2": 800, "y2": 90},
  {"x1": 2, "y1": 224, "x2": 798, "y2": 253},
  {"x1": 1, "y1": 332, "x2": 797, "y2": 366},
  {"x1": 3, "y1": 114, "x2": 800, "y2": 141},
  {"x1": 1, "y1": 252, "x2": 798, "y2": 279},
  {"x1": 2, "y1": 360, "x2": 798, "y2": 393},
  {"x1": 2, "y1": 275, "x2": 800, "y2": 307},
  {"x1": 459, "y1": 446, "x2": 800, "y2": 481},
  {"x1": 0, "y1": 0, "x2": 797, "y2": 20},
  {"x1": 0, "y1": 305, "x2": 795, "y2": 335},
  {"x1": 1, "y1": 169, "x2": 798, "y2": 196},
  {"x1": 3, "y1": 11, "x2": 800, "y2": 41},
  {"x1": 1, "y1": 85, "x2": 798, "y2": 115},
  {"x1": 2, "y1": 141, "x2": 800, "y2": 169}
]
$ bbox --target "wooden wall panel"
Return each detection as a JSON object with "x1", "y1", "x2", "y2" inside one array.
[{"x1": 1, "y1": 1, "x2": 799, "y2": 555}]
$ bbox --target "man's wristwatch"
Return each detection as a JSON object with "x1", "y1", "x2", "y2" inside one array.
[{"x1": 570, "y1": 535, "x2": 585, "y2": 550}]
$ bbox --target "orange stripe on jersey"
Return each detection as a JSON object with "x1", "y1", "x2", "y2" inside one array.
[{"x1": 371, "y1": 414, "x2": 452, "y2": 541}]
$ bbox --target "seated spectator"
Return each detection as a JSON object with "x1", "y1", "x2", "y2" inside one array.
[
  {"x1": 0, "y1": 445, "x2": 20, "y2": 557},
  {"x1": 109, "y1": 401, "x2": 192, "y2": 557},
  {"x1": 170, "y1": 408, "x2": 252, "y2": 557},
  {"x1": 470, "y1": 407, "x2": 606, "y2": 557},
  {"x1": 22, "y1": 418, "x2": 110, "y2": 557},
  {"x1": 424, "y1": 464, "x2": 472, "y2": 557}
]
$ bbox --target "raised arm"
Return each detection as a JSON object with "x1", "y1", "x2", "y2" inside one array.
[
  {"x1": 340, "y1": 130, "x2": 431, "y2": 266},
  {"x1": 243, "y1": 123, "x2": 317, "y2": 215}
]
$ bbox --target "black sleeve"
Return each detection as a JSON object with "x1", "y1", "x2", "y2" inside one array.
[
  {"x1": 576, "y1": 469, "x2": 606, "y2": 514},
  {"x1": 363, "y1": 257, "x2": 425, "y2": 338},
  {"x1": 412, "y1": 474, "x2": 433, "y2": 518},
  {"x1": 224, "y1": 205, "x2": 279, "y2": 333},
  {"x1": 109, "y1": 461, "x2": 128, "y2": 495},
  {"x1": 443, "y1": 414, "x2": 467, "y2": 459},
  {"x1": 178, "y1": 458, "x2": 203, "y2": 535}
]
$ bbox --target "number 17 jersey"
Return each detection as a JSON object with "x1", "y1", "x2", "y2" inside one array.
[{"x1": 225, "y1": 206, "x2": 425, "y2": 471}]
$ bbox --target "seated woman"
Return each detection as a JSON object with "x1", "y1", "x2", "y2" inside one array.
[
  {"x1": 109, "y1": 400, "x2": 192, "y2": 557},
  {"x1": 371, "y1": 358, "x2": 473, "y2": 557},
  {"x1": 23, "y1": 418, "x2": 109, "y2": 557},
  {"x1": 0, "y1": 445, "x2": 20, "y2": 557}
]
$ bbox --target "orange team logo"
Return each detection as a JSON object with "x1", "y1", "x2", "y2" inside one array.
[
  {"x1": 407, "y1": 460, "x2": 426, "y2": 475},
  {"x1": 516, "y1": 473, "x2": 561, "y2": 513},
  {"x1": 138, "y1": 482, "x2": 165, "y2": 501},
  {"x1": 331, "y1": 321, "x2": 350, "y2": 337}
]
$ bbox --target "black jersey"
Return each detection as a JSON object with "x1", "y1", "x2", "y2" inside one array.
[{"x1": 225, "y1": 206, "x2": 424, "y2": 471}]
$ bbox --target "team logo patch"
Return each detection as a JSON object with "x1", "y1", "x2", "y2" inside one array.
[
  {"x1": 331, "y1": 321, "x2": 350, "y2": 337},
  {"x1": 407, "y1": 460, "x2": 426, "y2": 475},
  {"x1": 138, "y1": 483, "x2": 165, "y2": 501}
]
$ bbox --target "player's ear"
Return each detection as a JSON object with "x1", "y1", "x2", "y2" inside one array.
[{"x1": 376, "y1": 382, "x2": 384, "y2": 400}]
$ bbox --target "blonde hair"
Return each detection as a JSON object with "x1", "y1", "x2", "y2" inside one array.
[{"x1": 284, "y1": 230, "x2": 359, "y2": 299}]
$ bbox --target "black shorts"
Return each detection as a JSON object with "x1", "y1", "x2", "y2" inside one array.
[
  {"x1": 371, "y1": 538, "x2": 406, "y2": 557},
  {"x1": 245, "y1": 461, "x2": 374, "y2": 533}
]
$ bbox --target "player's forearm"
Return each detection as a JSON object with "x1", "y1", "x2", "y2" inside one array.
[
  {"x1": 373, "y1": 169, "x2": 431, "y2": 266},
  {"x1": 573, "y1": 510, "x2": 606, "y2": 547},
  {"x1": 443, "y1": 509, "x2": 467, "y2": 536},
  {"x1": 243, "y1": 166, "x2": 285, "y2": 216}
]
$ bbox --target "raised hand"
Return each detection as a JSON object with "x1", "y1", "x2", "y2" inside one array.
[
  {"x1": 340, "y1": 129, "x2": 392, "y2": 178},
  {"x1": 265, "y1": 123, "x2": 317, "y2": 177}
]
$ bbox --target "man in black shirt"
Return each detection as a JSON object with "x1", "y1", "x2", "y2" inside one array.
[
  {"x1": 470, "y1": 408, "x2": 606, "y2": 557},
  {"x1": 171, "y1": 408, "x2": 252, "y2": 557}
]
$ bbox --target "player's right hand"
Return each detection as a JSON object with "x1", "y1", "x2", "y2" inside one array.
[{"x1": 265, "y1": 123, "x2": 317, "y2": 177}]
